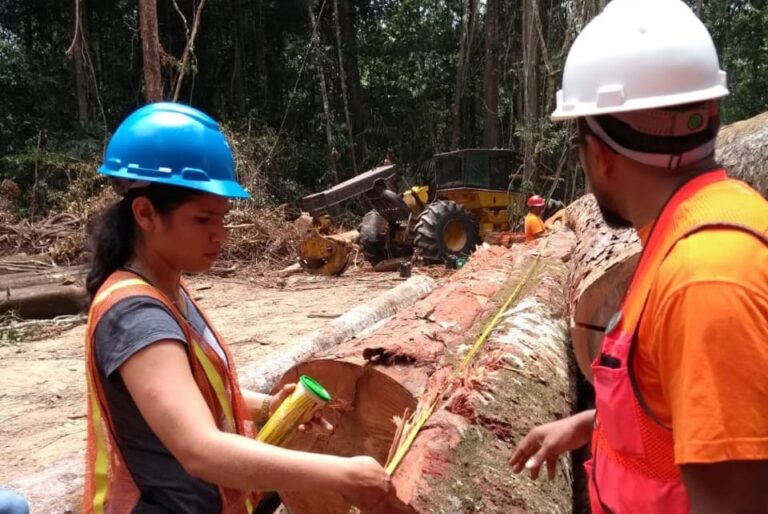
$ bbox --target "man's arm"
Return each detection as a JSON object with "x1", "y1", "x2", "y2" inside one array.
[{"x1": 681, "y1": 461, "x2": 768, "y2": 514}]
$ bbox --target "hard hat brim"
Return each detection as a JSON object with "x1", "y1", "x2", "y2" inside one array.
[
  {"x1": 98, "y1": 166, "x2": 250, "y2": 199},
  {"x1": 551, "y1": 85, "x2": 729, "y2": 121}
]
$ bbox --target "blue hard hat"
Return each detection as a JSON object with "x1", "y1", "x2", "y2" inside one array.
[{"x1": 98, "y1": 102, "x2": 249, "y2": 198}]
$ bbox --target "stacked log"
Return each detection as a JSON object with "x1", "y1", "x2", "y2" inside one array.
[{"x1": 274, "y1": 230, "x2": 577, "y2": 513}]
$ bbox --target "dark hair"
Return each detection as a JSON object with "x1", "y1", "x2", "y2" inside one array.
[
  {"x1": 577, "y1": 101, "x2": 720, "y2": 156},
  {"x1": 86, "y1": 183, "x2": 202, "y2": 301}
]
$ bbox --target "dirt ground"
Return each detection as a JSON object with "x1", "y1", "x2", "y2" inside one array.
[{"x1": 0, "y1": 267, "x2": 410, "y2": 485}]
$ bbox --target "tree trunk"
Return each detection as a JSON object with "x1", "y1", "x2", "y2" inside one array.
[
  {"x1": 70, "y1": 0, "x2": 89, "y2": 125},
  {"x1": 272, "y1": 235, "x2": 577, "y2": 513},
  {"x1": 522, "y1": 0, "x2": 540, "y2": 183},
  {"x1": 230, "y1": 0, "x2": 247, "y2": 112},
  {"x1": 307, "y1": 0, "x2": 336, "y2": 184},
  {"x1": 338, "y1": 0, "x2": 368, "y2": 160},
  {"x1": 333, "y1": 0, "x2": 358, "y2": 176},
  {"x1": 565, "y1": 194, "x2": 640, "y2": 382},
  {"x1": 139, "y1": 0, "x2": 163, "y2": 102},
  {"x1": 451, "y1": 0, "x2": 472, "y2": 150},
  {"x1": 482, "y1": 0, "x2": 499, "y2": 148}
]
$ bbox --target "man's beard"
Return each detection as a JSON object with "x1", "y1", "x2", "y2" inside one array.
[
  {"x1": 592, "y1": 190, "x2": 633, "y2": 229},
  {"x1": 598, "y1": 203, "x2": 633, "y2": 229}
]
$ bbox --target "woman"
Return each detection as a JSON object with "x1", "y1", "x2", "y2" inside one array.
[{"x1": 84, "y1": 103, "x2": 393, "y2": 514}]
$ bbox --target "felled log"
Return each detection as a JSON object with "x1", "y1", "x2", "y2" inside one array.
[
  {"x1": 0, "y1": 263, "x2": 88, "y2": 289},
  {"x1": 0, "y1": 253, "x2": 54, "y2": 274},
  {"x1": 0, "y1": 264, "x2": 88, "y2": 318},
  {"x1": 272, "y1": 232, "x2": 577, "y2": 513},
  {"x1": 10, "y1": 275, "x2": 436, "y2": 513},
  {"x1": 716, "y1": 110, "x2": 768, "y2": 197},
  {"x1": 239, "y1": 274, "x2": 435, "y2": 393},
  {"x1": 565, "y1": 195, "x2": 640, "y2": 382}
]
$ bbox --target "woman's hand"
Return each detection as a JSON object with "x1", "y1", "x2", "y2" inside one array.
[
  {"x1": 339, "y1": 456, "x2": 396, "y2": 512},
  {"x1": 269, "y1": 383, "x2": 333, "y2": 433},
  {"x1": 509, "y1": 410, "x2": 595, "y2": 480}
]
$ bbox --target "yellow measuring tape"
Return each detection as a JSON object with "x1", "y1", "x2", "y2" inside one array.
[{"x1": 385, "y1": 242, "x2": 548, "y2": 475}]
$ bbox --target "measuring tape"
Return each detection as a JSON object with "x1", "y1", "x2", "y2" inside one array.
[{"x1": 385, "y1": 242, "x2": 548, "y2": 475}]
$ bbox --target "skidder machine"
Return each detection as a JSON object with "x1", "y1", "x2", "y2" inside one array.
[{"x1": 297, "y1": 149, "x2": 560, "y2": 275}]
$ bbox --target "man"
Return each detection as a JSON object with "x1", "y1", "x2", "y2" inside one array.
[
  {"x1": 509, "y1": 0, "x2": 768, "y2": 513},
  {"x1": 524, "y1": 195, "x2": 547, "y2": 242}
]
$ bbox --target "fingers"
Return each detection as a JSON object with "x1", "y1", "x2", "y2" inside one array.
[
  {"x1": 296, "y1": 415, "x2": 334, "y2": 434},
  {"x1": 546, "y1": 458, "x2": 558, "y2": 480},
  {"x1": 526, "y1": 444, "x2": 553, "y2": 481},
  {"x1": 526, "y1": 455, "x2": 543, "y2": 480},
  {"x1": 509, "y1": 433, "x2": 538, "y2": 473}
]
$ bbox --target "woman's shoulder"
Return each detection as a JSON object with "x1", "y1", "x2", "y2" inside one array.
[{"x1": 93, "y1": 295, "x2": 188, "y2": 378}]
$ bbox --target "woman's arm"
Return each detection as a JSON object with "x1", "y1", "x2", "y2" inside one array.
[
  {"x1": 119, "y1": 340, "x2": 392, "y2": 509},
  {"x1": 241, "y1": 388, "x2": 270, "y2": 421}
]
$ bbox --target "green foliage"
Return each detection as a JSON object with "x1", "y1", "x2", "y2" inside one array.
[{"x1": 1, "y1": 0, "x2": 767, "y2": 220}]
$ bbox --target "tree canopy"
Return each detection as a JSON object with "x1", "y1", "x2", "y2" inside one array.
[{"x1": 1, "y1": 0, "x2": 766, "y2": 217}]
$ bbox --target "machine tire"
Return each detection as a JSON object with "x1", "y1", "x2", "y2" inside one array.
[
  {"x1": 414, "y1": 200, "x2": 477, "y2": 263},
  {"x1": 358, "y1": 210, "x2": 411, "y2": 265}
]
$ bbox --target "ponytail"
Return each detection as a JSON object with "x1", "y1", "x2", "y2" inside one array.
[
  {"x1": 86, "y1": 183, "x2": 203, "y2": 302},
  {"x1": 86, "y1": 197, "x2": 136, "y2": 301}
]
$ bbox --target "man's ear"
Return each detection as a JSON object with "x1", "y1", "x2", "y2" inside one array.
[
  {"x1": 131, "y1": 197, "x2": 157, "y2": 232},
  {"x1": 584, "y1": 134, "x2": 615, "y2": 182}
]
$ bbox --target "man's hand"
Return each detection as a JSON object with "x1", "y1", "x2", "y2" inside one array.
[{"x1": 509, "y1": 410, "x2": 595, "y2": 480}]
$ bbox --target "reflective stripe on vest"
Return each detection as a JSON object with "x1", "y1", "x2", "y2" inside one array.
[
  {"x1": 84, "y1": 272, "x2": 256, "y2": 514},
  {"x1": 586, "y1": 170, "x2": 768, "y2": 514}
]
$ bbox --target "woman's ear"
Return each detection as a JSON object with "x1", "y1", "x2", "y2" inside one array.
[{"x1": 131, "y1": 197, "x2": 157, "y2": 233}]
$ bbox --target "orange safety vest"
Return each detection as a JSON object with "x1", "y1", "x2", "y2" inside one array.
[
  {"x1": 83, "y1": 270, "x2": 259, "y2": 514},
  {"x1": 586, "y1": 170, "x2": 768, "y2": 513}
]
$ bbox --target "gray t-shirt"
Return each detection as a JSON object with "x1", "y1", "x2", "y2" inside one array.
[{"x1": 93, "y1": 289, "x2": 228, "y2": 514}]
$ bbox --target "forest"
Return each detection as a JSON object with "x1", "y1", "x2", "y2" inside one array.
[{"x1": 1, "y1": 0, "x2": 767, "y2": 218}]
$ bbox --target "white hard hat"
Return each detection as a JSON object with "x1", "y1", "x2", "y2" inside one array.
[{"x1": 552, "y1": 0, "x2": 728, "y2": 120}]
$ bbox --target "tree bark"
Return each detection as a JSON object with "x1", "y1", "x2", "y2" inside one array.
[
  {"x1": 565, "y1": 194, "x2": 640, "y2": 382},
  {"x1": 716, "y1": 110, "x2": 768, "y2": 197},
  {"x1": 451, "y1": 0, "x2": 473, "y2": 150},
  {"x1": 482, "y1": 0, "x2": 499, "y2": 148},
  {"x1": 333, "y1": 0, "x2": 358, "y2": 176},
  {"x1": 307, "y1": 0, "x2": 336, "y2": 184},
  {"x1": 272, "y1": 235, "x2": 577, "y2": 513},
  {"x1": 139, "y1": 0, "x2": 163, "y2": 102}
]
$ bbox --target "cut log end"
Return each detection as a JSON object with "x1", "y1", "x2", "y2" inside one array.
[{"x1": 274, "y1": 360, "x2": 418, "y2": 514}]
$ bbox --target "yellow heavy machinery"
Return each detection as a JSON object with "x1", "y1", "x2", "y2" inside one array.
[{"x1": 298, "y1": 149, "x2": 562, "y2": 275}]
